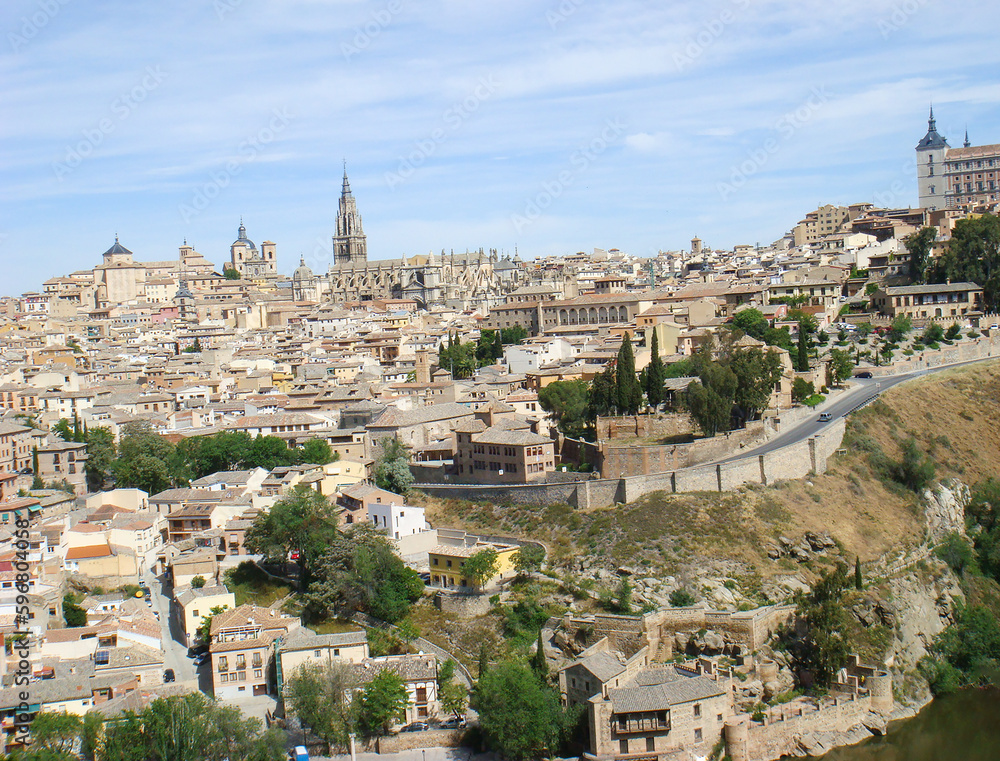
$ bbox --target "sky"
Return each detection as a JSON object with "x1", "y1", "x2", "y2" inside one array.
[{"x1": 2, "y1": 0, "x2": 1000, "y2": 296}]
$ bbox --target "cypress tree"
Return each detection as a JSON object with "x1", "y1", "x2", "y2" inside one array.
[
  {"x1": 796, "y1": 322, "x2": 810, "y2": 372},
  {"x1": 646, "y1": 330, "x2": 666, "y2": 408},
  {"x1": 478, "y1": 642, "x2": 489, "y2": 679},
  {"x1": 854, "y1": 557, "x2": 863, "y2": 590},
  {"x1": 615, "y1": 334, "x2": 642, "y2": 415},
  {"x1": 532, "y1": 629, "x2": 548, "y2": 680}
]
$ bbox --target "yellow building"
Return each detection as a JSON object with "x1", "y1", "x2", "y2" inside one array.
[{"x1": 428, "y1": 540, "x2": 520, "y2": 591}]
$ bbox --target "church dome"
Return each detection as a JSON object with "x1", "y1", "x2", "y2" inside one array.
[
  {"x1": 103, "y1": 235, "x2": 133, "y2": 257},
  {"x1": 232, "y1": 220, "x2": 258, "y2": 250},
  {"x1": 293, "y1": 257, "x2": 314, "y2": 281}
]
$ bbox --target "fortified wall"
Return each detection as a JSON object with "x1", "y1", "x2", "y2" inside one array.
[
  {"x1": 414, "y1": 418, "x2": 846, "y2": 508},
  {"x1": 561, "y1": 603, "x2": 797, "y2": 658}
]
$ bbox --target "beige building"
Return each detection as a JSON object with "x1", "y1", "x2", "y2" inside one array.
[
  {"x1": 173, "y1": 584, "x2": 237, "y2": 648},
  {"x1": 274, "y1": 628, "x2": 370, "y2": 692},
  {"x1": 209, "y1": 604, "x2": 301, "y2": 699},
  {"x1": 871, "y1": 281, "x2": 984, "y2": 320}
]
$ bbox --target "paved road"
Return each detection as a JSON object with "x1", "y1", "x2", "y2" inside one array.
[
  {"x1": 144, "y1": 570, "x2": 203, "y2": 689},
  {"x1": 714, "y1": 354, "x2": 998, "y2": 465}
]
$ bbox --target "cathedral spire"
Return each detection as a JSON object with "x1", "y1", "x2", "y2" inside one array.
[
  {"x1": 965, "y1": 128, "x2": 971, "y2": 148},
  {"x1": 342, "y1": 161, "x2": 352, "y2": 197}
]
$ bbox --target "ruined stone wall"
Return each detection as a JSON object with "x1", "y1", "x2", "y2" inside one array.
[
  {"x1": 377, "y1": 729, "x2": 465, "y2": 753},
  {"x1": 595, "y1": 413, "x2": 696, "y2": 441},
  {"x1": 739, "y1": 693, "x2": 872, "y2": 761}
]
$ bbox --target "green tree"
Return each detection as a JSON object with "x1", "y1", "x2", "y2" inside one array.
[
  {"x1": 63, "y1": 594, "x2": 86, "y2": 627},
  {"x1": 794, "y1": 564, "x2": 852, "y2": 688},
  {"x1": 463, "y1": 547, "x2": 500, "y2": 590},
  {"x1": 100, "y1": 692, "x2": 285, "y2": 761},
  {"x1": 538, "y1": 379, "x2": 590, "y2": 438},
  {"x1": 532, "y1": 629, "x2": 549, "y2": 679},
  {"x1": 927, "y1": 213, "x2": 1000, "y2": 310},
  {"x1": 897, "y1": 437, "x2": 935, "y2": 492},
  {"x1": 729, "y1": 346, "x2": 782, "y2": 424},
  {"x1": 111, "y1": 420, "x2": 177, "y2": 494},
  {"x1": 795, "y1": 321, "x2": 811, "y2": 372},
  {"x1": 175, "y1": 431, "x2": 253, "y2": 479},
  {"x1": 374, "y1": 437, "x2": 414, "y2": 494},
  {"x1": 440, "y1": 680, "x2": 468, "y2": 720},
  {"x1": 196, "y1": 605, "x2": 229, "y2": 644},
  {"x1": 588, "y1": 361, "x2": 616, "y2": 419},
  {"x1": 792, "y1": 377, "x2": 815, "y2": 403},
  {"x1": 921, "y1": 603, "x2": 1000, "y2": 695},
  {"x1": 244, "y1": 485, "x2": 340, "y2": 590},
  {"x1": 246, "y1": 434, "x2": 298, "y2": 471},
  {"x1": 191, "y1": 575, "x2": 206, "y2": 589},
  {"x1": 500, "y1": 325, "x2": 529, "y2": 345},
  {"x1": 905, "y1": 226, "x2": 937, "y2": 283},
  {"x1": 669, "y1": 589, "x2": 696, "y2": 607},
  {"x1": 854, "y1": 557, "x2": 863, "y2": 590},
  {"x1": 31, "y1": 447, "x2": 43, "y2": 491},
  {"x1": 685, "y1": 360, "x2": 736, "y2": 437},
  {"x1": 513, "y1": 544, "x2": 545, "y2": 577},
  {"x1": 645, "y1": 329, "x2": 667, "y2": 408},
  {"x1": 284, "y1": 661, "x2": 357, "y2": 754},
  {"x1": 305, "y1": 524, "x2": 423, "y2": 623},
  {"x1": 27, "y1": 710, "x2": 82, "y2": 758},
  {"x1": 83, "y1": 426, "x2": 115, "y2": 492},
  {"x1": 51, "y1": 418, "x2": 73, "y2": 441},
  {"x1": 923, "y1": 322, "x2": 945, "y2": 343},
  {"x1": 731, "y1": 308, "x2": 768, "y2": 341},
  {"x1": 829, "y1": 348, "x2": 854, "y2": 385},
  {"x1": 478, "y1": 642, "x2": 490, "y2": 678},
  {"x1": 888, "y1": 314, "x2": 912, "y2": 343},
  {"x1": 614, "y1": 334, "x2": 643, "y2": 415},
  {"x1": 439, "y1": 334, "x2": 477, "y2": 379},
  {"x1": 438, "y1": 659, "x2": 455, "y2": 688},
  {"x1": 945, "y1": 322, "x2": 963, "y2": 340},
  {"x1": 356, "y1": 669, "x2": 409, "y2": 737},
  {"x1": 223, "y1": 267, "x2": 242, "y2": 280},
  {"x1": 300, "y1": 438, "x2": 335, "y2": 465},
  {"x1": 474, "y1": 661, "x2": 575, "y2": 761}
]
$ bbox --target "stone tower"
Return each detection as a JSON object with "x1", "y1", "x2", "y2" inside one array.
[
  {"x1": 333, "y1": 165, "x2": 367, "y2": 265},
  {"x1": 916, "y1": 106, "x2": 950, "y2": 211}
]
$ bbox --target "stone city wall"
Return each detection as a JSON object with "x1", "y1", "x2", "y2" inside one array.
[
  {"x1": 377, "y1": 729, "x2": 465, "y2": 753},
  {"x1": 736, "y1": 693, "x2": 873, "y2": 761},
  {"x1": 595, "y1": 413, "x2": 696, "y2": 441},
  {"x1": 599, "y1": 421, "x2": 768, "y2": 478}
]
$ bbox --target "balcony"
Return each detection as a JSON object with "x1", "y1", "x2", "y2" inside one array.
[{"x1": 612, "y1": 713, "x2": 670, "y2": 736}]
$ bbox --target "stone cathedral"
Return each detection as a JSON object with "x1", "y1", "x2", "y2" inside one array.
[{"x1": 291, "y1": 167, "x2": 522, "y2": 310}]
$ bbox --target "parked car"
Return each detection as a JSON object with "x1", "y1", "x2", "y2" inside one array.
[
  {"x1": 855, "y1": 371, "x2": 873, "y2": 379},
  {"x1": 401, "y1": 722, "x2": 429, "y2": 732},
  {"x1": 193, "y1": 653, "x2": 209, "y2": 667},
  {"x1": 440, "y1": 717, "x2": 467, "y2": 729},
  {"x1": 163, "y1": 669, "x2": 175, "y2": 683},
  {"x1": 818, "y1": 412, "x2": 832, "y2": 422},
  {"x1": 187, "y1": 644, "x2": 208, "y2": 658}
]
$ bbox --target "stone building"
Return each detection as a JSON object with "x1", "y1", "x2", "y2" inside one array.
[
  {"x1": 917, "y1": 107, "x2": 1000, "y2": 210},
  {"x1": 229, "y1": 220, "x2": 277, "y2": 280}
]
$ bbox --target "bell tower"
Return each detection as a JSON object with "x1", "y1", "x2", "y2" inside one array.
[{"x1": 333, "y1": 164, "x2": 368, "y2": 264}]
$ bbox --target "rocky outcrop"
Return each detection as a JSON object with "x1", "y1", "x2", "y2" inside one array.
[
  {"x1": 922, "y1": 478, "x2": 970, "y2": 542},
  {"x1": 767, "y1": 531, "x2": 839, "y2": 562}
]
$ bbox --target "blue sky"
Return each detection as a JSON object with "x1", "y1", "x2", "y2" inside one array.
[{"x1": 2, "y1": 0, "x2": 1000, "y2": 296}]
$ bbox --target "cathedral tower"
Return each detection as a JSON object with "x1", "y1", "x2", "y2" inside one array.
[{"x1": 333, "y1": 165, "x2": 368, "y2": 264}]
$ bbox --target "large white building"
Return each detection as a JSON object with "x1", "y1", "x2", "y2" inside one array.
[{"x1": 368, "y1": 502, "x2": 428, "y2": 540}]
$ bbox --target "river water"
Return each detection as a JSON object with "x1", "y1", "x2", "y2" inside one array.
[{"x1": 811, "y1": 688, "x2": 1000, "y2": 761}]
